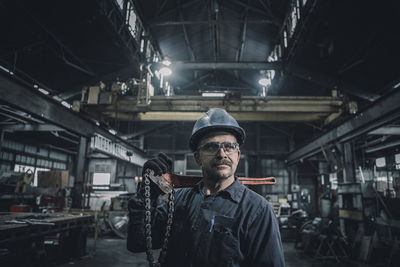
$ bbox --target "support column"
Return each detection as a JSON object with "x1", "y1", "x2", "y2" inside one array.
[
  {"x1": 319, "y1": 161, "x2": 331, "y2": 217},
  {"x1": 256, "y1": 124, "x2": 261, "y2": 177},
  {"x1": 0, "y1": 130, "x2": 4, "y2": 154},
  {"x1": 337, "y1": 141, "x2": 362, "y2": 238},
  {"x1": 288, "y1": 165, "x2": 299, "y2": 210},
  {"x1": 72, "y1": 137, "x2": 88, "y2": 208},
  {"x1": 343, "y1": 142, "x2": 356, "y2": 183}
]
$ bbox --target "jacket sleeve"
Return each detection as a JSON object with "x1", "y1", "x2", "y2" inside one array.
[
  {"x1": 245, "y1": 203, "x2": 285, "y2": 267},
  {"x1": 126, "y1": 196, "x2": 168, "y2": 252}
]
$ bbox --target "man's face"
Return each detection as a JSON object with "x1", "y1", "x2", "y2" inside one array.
[{"x1": 194, "y1": 131, "x2": 241, "y2": 181}]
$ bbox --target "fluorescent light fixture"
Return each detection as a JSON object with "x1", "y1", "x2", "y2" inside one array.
[
  {"x1": 38, "y1": 88, "x2": 49, "y2": 95},
  {"x1": 52, "y1": 96, "x2": 63, "y2": 102},
  {"x1": 61, "y1": 101, "x2": 71, "y2": 108},
  {"x1": 159, "y1": 67, "x2": 172, "y2": 76},
  {"x1": 109, "y1": 129, "x2": 117, "y2": 135},
  {"x1": 258, "y1": 78, "x2": 271, "y2": 87},
  {"x1": 0, "y1": 65, "x2": 10, "y2": 73},
  {"x1": 202, "y1": 92, "x2": 226, "y2": 97}
]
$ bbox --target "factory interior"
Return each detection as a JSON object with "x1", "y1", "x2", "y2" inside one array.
[{"x1": 1, "y1": 0, "x2": 400, "y2": 266}]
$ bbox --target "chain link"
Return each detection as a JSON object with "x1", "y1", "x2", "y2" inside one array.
[{"x1": 143, "y1": 170, "x2": 175, "y2": 267}]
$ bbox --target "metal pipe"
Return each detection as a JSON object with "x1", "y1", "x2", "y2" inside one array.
[{"x1": 365, "y1": 140, "x2": 400, "y2": 154}]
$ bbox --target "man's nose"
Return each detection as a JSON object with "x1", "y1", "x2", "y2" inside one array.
[{"x1": 216, "y1": 147, "x2": 228, "y2": 157}]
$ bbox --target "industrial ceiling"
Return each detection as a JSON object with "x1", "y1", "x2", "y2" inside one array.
[{"x1": 1, "y1": 0, "x2": 400, "y2": 156}]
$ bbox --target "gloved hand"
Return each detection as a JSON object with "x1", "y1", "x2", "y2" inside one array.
[
  {"x1": 142, "y1": 152, "x2": 173, "y2": 177},
  {"x1": 139, "y1": 152, "x2": 173, "y2": 201}
]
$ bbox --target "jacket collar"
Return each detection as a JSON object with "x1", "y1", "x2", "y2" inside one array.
[{"x1": 194, "y1": 176, "x2": 245, "y2": 203}]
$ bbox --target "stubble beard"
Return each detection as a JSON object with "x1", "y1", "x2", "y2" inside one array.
[{"x1": 203, "y1": 163, "x2": 234, "y2": 182}]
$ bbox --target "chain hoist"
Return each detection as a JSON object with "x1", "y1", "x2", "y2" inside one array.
[{"x1": 143, "y1": 169, "x2": 175, "y2": 267}]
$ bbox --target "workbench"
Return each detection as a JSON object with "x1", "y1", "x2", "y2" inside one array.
[{"x1": 0, "y1": 212, "x2": 93, "y2": 266}]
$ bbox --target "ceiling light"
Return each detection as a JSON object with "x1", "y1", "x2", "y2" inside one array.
[
  {"x1": 258, "y1": 78, "x2": 271, "y2": 87},
  {"x1": 202, "y1": 92, "x2": 226, "y2": 97},
  {"x1": 38, "y1": 88, "x2": 49, "y2": 95},
  {"x1": 159, "y1": 67, "x2": 172, "y2": 76},
  {"x1": 53, "y1": 96, "x2": 63, "y2": 102},
  {"x1": 0, "y1": 65, "x2": 11, "y2": 73},
  {"x1": 61, "y1": 101, "x2": 71, "y2": 108}
]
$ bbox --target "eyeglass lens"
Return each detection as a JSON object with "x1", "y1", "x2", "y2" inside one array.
[{"x1": 200, "y1": 142, "x2": 238, "y2": 154}]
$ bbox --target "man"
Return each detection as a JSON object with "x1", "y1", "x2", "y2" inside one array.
[{"x1": 128, "y1": 108, "x2": 285, "y2": 267}]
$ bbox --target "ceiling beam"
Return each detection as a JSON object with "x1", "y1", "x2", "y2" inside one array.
[
  {"x1": 102, "y1": 111, "x2": 330, "y2": 122},
  {"x1": 212, "y1": 0, "x2": 220, "y2": 60},
  {"x1": 286, "y1": 89, "x2": 400, "y2": 165},
  {"x1": 97, "y1": 0, "x2": 141, "y2": 65},
  {"x1": 203, "y1": 85, "x2": 253, "y2": 91},
  {"x1": 150, "y1": 19, "x2": 277, "y2": 26},
  {"x1": 368, "y1": 126, "x2": 400, "y2": 135},
  {"x1": 155, "y1": 0, "x2": 169, "y2": 18},
  {"x1": 365, "y1": 140, "x2": 400, "y2": 154},
  {"x1": 229, "y1": 0, "x2": 270, "y2": 18},
  {"x1": 270, "y1": 0, "x2": 320, "y2": 93},
  {"x1": 289, "y1": 64, "x2": 380, "y2": 102},
  {"x1": 179, "y1": 73, "x2": 212, "y2": 91},
  {"x1": 120, "y1": 122, "x2": 171, "y2": 139},
  {"x1": 178, "y1": 0, "x2": 195, "y2": 62},
  {"x1": 82, "y1": 95, "x2": 346, "y2": 123},
  {"x1": 16, "y1": 0, "x2": 96, "y2": 77},
  {"x1": 0, "y1": 74, "x2": 147, "y2": 163},
  {"x1": 207, "y1": 0, "x2": 216, "y2": 61},
  {"x1": 177, "y1": 0, "x2": 197, "y2": 79},
  {"x1": 115, "y1": 95, "x2": 343, "y2": 113},
  {"x1": 170, "y1": 61, "x2": 281, "y2": 70},
  {"x1": 50, "y1": 131, "x2": 79, "y2": 145},
  {"x1": 151, "y1": 0, "x2": 201, "y2": 20},
  {"x1": 235, "y1": 1, "x2": 250, "y2": 79},
  {"x1": 1, "y1": 123, "x2": 65, "y2": 132},
  {"x1": 258, "y1": 0, "x2": 280, "y2": 25}
]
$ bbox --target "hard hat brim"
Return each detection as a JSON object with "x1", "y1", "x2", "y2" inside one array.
[{"x1": 189, "y1": 125, "x2": 245, "y2": 152}]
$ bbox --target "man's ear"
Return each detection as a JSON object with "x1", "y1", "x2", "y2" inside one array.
[{"x1": 194, "y1": 151, "x2": 202, "y2": 166}]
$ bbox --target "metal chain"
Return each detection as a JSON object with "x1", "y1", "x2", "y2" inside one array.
[{"x1": 143, "y1": 170, "x2": 175, "y2": 267}]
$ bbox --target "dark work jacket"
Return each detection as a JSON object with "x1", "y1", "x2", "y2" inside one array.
[{"x1": 127, "y1": 177, "x2": 285, "y2": 267}]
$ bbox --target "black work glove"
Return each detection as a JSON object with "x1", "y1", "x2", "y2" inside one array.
[
  {"x1": 142, "y1": 152, "x2": 173, "y2": 177},
  {"x1": 139, "y1": 153, "x2": 173, "y2": 201}
]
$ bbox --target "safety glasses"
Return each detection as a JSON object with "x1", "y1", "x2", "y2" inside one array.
[{"x1": 197, "y1": 142, "x2": 240, "y2": 155}]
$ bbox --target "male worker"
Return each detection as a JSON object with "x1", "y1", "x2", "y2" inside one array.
[{"x1": 127, "y1": 108, "x2": 285, "y2": 267}]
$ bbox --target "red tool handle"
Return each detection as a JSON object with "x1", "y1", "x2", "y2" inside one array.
[{"x1": 161, "y1": 173, "x2": 276, "y2": 188}]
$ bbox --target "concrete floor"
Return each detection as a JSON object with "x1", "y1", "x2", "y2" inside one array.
[{"x1": 59, "y1": 237, "x2": 349, "y2": 267}]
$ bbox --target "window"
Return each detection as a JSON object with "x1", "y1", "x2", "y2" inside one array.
[
  {"x1": 14, "y1": 164, "x2": 34, "y2": 174},
  {"x1": 93, "y1": 173, "x2": 111, "y2": 185},
  {"x1": 92, "y1": 173, "x2": 111, "y2": 190}
]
